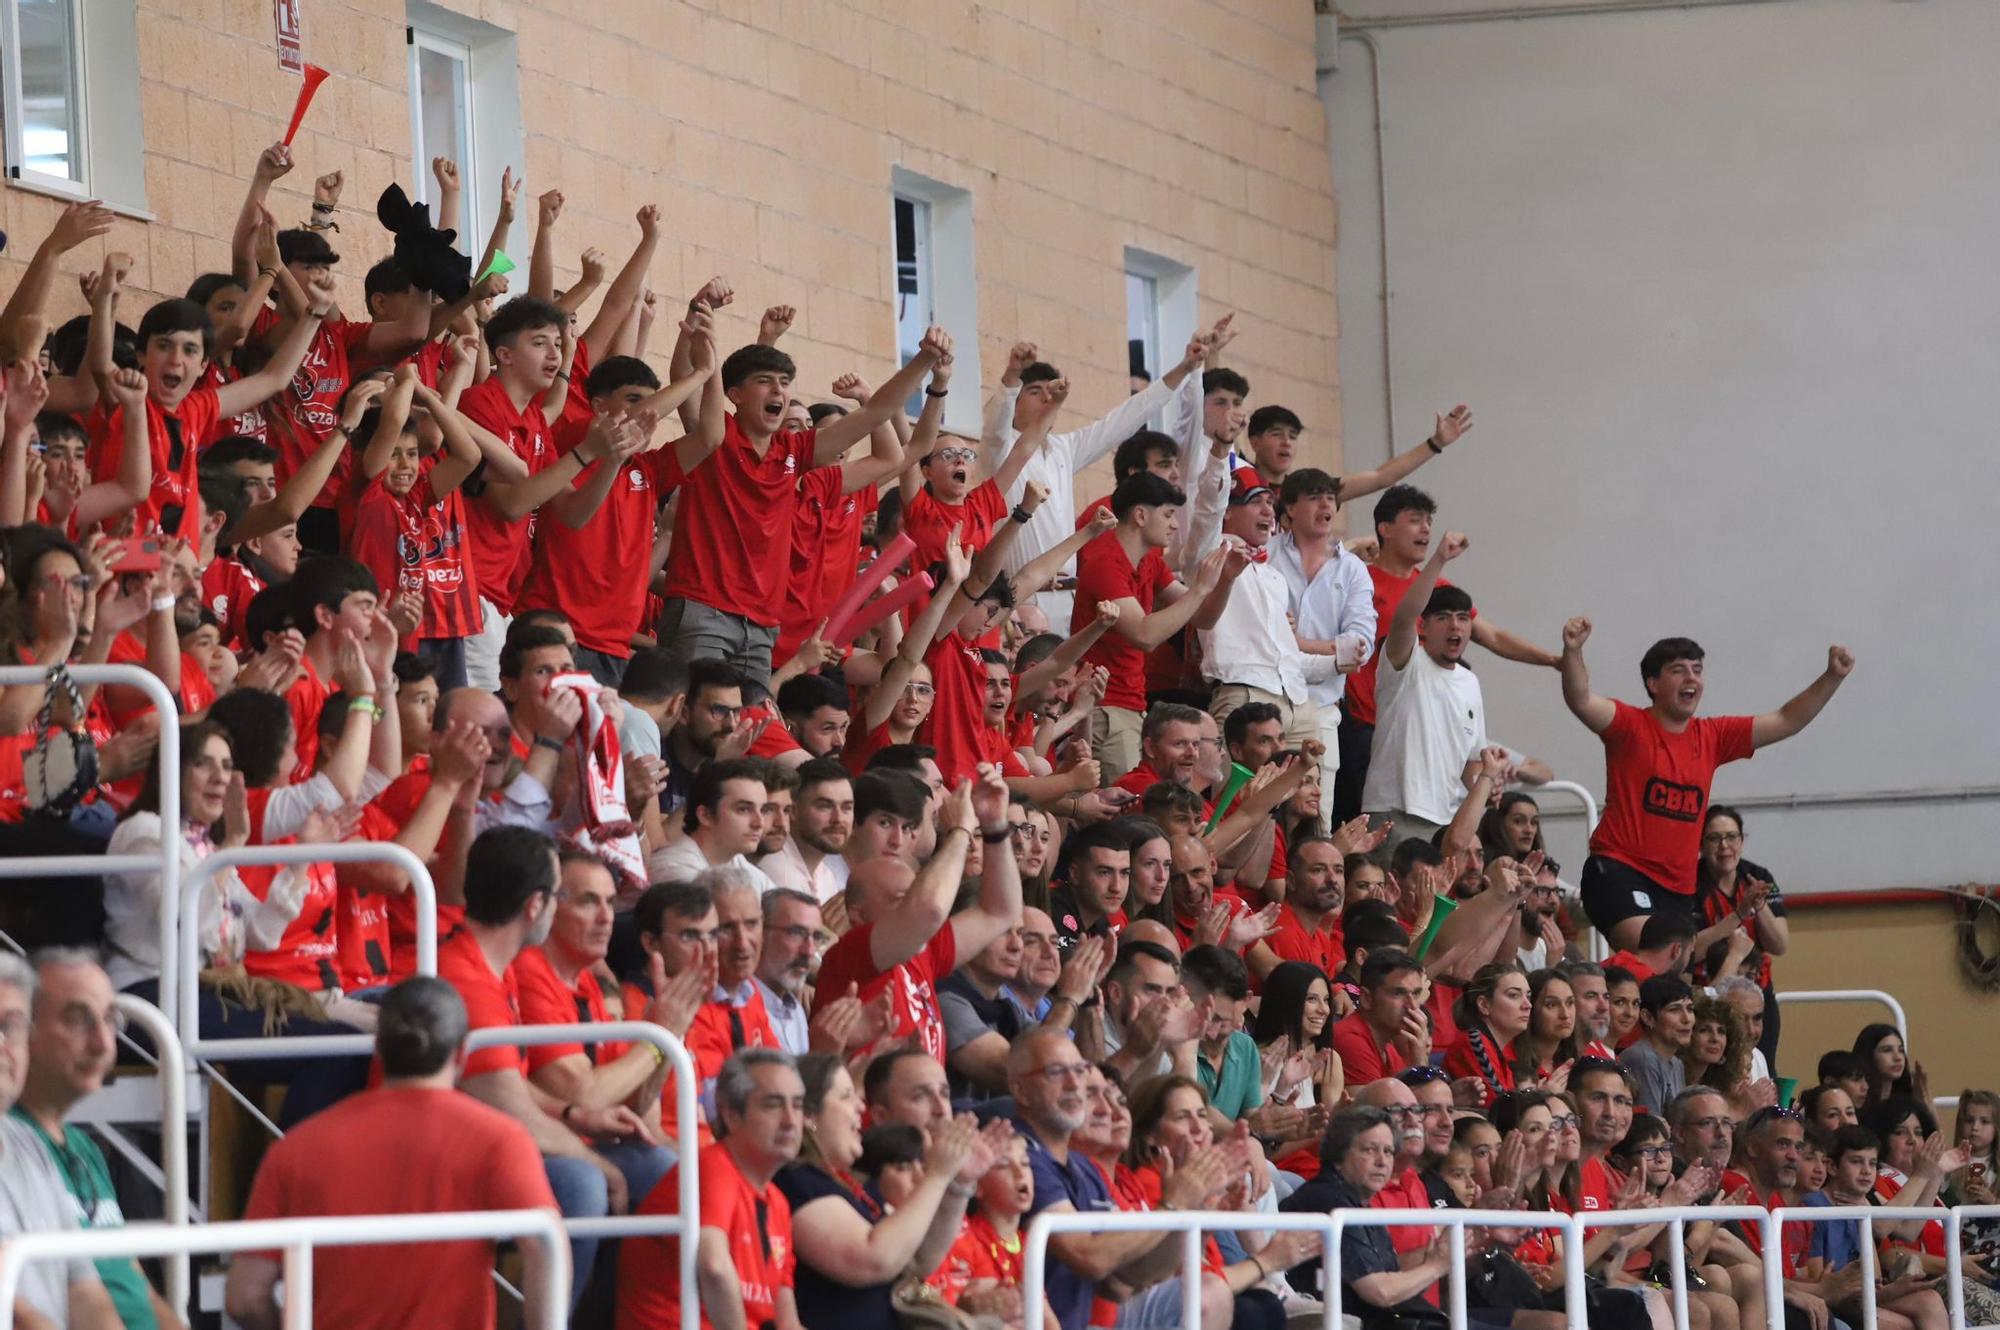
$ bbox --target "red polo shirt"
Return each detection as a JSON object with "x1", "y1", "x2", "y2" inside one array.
[
  {"x1": 660, "y1": 414, "x2": 820, "y2": 627},
  {"x1": 458, "y1": 375, "x2": 558, "y2": 615},
  {"x1": 1073, "y1": 531, "x2": 1173, "y2": 712},
  {"x1": 1330, "y1": 1009, "x2": 1411, "y2": 1086}
]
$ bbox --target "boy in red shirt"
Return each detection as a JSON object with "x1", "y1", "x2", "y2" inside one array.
[
  {"x1": 1558, "y1": 618, "x2": 1853, "y2": 948},
  {"x1": 656, "y1": 310, "x2": 952, "y2": 690},
  {"x1": 95, "y1": 288, "x2": 331, "y2": 543},
  {"x1": 1072, "y1": 472, "x2": 1230, "y2": 782},
  {"x1": 897, "y1": 355, "x2": 1053, "y2": 569},
  {"x1": 514, "y1": 350, "x2": 715, "y2": 686},
  {"x1": 346, "y1": 364, "x2": 484, "y2": 685}
]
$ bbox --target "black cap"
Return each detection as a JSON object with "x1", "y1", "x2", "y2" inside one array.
[{"x1": 276, "y1": 228, "x2": 339, "y2": 267}]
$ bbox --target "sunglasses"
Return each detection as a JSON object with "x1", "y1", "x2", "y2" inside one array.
[{"x1": 1398, "y1": 1065, "x2": 1451, "y2": 1086}]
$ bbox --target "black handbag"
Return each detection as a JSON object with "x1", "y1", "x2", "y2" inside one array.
[{"x1": 23, "y1": 664, "x2": 99, "y2": 818}]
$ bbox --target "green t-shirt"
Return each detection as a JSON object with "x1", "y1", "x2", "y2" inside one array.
[
  {"x1": 1196, "y1": 1030, "x2": 1266, "y2": 1120},
  {"x1": 8, "y1": 1109, "x2": 158, "y2": 1330}
]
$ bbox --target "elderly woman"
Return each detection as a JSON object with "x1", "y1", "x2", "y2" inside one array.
[{"x1": 776, "y1": 1052, "x2": 1010, "y2": 1330}]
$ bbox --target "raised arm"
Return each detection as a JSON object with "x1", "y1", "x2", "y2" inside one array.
[
  {"x1": 548, "y1": 412, "x2": 653, "y2": 529},
  {"x1": 896, "y1": 359, "x2": 953, "y2": 502},
  {"x1": 229, "y1": 145, "x2": 291, "y2": 281},
  {"x1": 1339, "y1": 405, "x2": 1473, "y2": 504},
  {"x1": 528, "y1": 189, "x2": 563, "y2": 301},
  {"x1": 1750, "y1": 647, "x2": 1854, "y2": 749},
  {"x1": 1013, "y1": 507, "x2": 1118, "y2": 604},
  {"x1": 987, "y1": 374, "x2": 1064, "y2": 497},
  {"x1": 1383, "y1": 530, "x2": 1466, "y2": 672},
  {"x1": 947, "y1": 765, "x2": 1024, "y2": 958},
  {"x1": 1558, "y1": 616, "x2": 1616, "y2": 735},
  {"x1": 826, "y1": 374, "x2": 912, "y2": 494},
  {"x1": 868, "y1": 782, "x2": 975, "y2": 972},
  {"x1": 1016, "y1": 599, "x2": 1120, "y2": 701},
  {"x1": 358, "y1": 365, "x2": 419, "y2": 480},
  {"x1": 0, "y1": 200, "x2": 113, "y2": 360},
  {"x1": 811, "y1": 326, "x2": 950, "y2": 466},
  {"x1": 581, "y1": 207, "x2": 662, "y2": 361},
  {"x1": 864, "y1": 534, "x2": 971, "y2": 732},
  {"x1": 214, "y1": 280, "x2": 335, "y2": 418},
  {"x1": 414, "y1": 381, "x2": 486, "y2": 499},
  {"x1": 1112, "y1": 546, "x2": 1228, "y2": 654}
]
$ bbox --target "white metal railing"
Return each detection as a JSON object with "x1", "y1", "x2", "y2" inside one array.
[
  {"x1": 104, "y1": 993, "x2": 192, "y2": 1315},
  {"x1": 173, "y1": 841, "x2": 438, "y2": 1060},
  {"x1": 0, "y1": 664, "x2": 181, "y2": 994},
  {"x1": 1534, "y1": 778, "x2": 1600, "y2": 834},
  {"x1": 1774, "y1": 987, "x2": 1908, "y2": 1038},
  {"x1": 1573, "y1": 1204, "x2": 1777, "y2": 1330},
  {"x1": 1766, "y1": 1204, "x2": 1958, "y2": 1330},
  {"x1": 0, "y1": 1209, "x2": 568, "y2": 1330}
]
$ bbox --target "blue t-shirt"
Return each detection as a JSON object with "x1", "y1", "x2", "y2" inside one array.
[
  {"x1": 1018, "y1": 1118, "x2": 1115, "y2": 1330},
  {"x1": 1804, "y1": 1191, "x2": 1862, "y2": 1269}
]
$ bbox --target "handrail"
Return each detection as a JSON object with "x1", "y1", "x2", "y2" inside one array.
[
  {"x1": 1769, "y1": 1203, "x2": 1952, "y2": 1330},
  {"x1": 1572, "y1": 1204, "x2": 1780, "y2": 1330},
  {"x1": 0, "y1": 665, "x2": 180, "y2": 1000},
  {"x1": 1774, "y1": 987, "x2": 1909, "y2": 1040},
  {"x1": 0, "y1": 1209, "x2": 567, "y2": 1330},
  {"x1": 107, "y1": 993, "x2": 191, "y2": 1319},
  {"x1": 175, "y1": 841, "x2": 437, "y2": 1058},
  {"x1": 1533, "y1": 778, "x2": 1600, "y2": 832}
]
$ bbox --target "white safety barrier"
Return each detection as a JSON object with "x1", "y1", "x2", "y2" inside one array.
[
  {"x1": 172, "y1": 841, "x2": 438, "y2": 1059},
  {"x1": 1774, "y1": 987, "x2": 1909, "y2": 1040},
  {"x1": 0, "y1": 665, "x2": 181, "y2": 994},
  {"x1": 1027, "y1": 1201, "x2": 2000, "y2": 1330},
  {"x1": 107, "y1": 992, "x2": 192, "y2": 1316},
  {"x1": 1534, "y1": 778, "x2": 1600, "y2": 834},
  {"x1": 0, "y1": 1209, "x2": 568, "y2": 1330}
]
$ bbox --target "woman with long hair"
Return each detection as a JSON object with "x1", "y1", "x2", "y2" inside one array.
[
  {"x1": 1511, "y1": 968, "x2": 1578, "y2": 1087},
  {"x1": 1691, "y1": 805, "x2": 1788, "y2": 1061},
  {"x1": 1114, "y1": 816, "x2": 1175, "y2": 930},
  {"x1": 1853, "y1": 1022, "x2": 1922, "y2": 1106},
  {"x1": 1477, "y1": 791, "x2": 1546, "y2": 863},
  {"x1": 1684, "y1": 996, "x2": 1760, "y2": 1122},
  {"x1": 1009, "y1": 800, "x2": 1057, "y2": 915},
  {"x1": 1442, "y1": 961, "x2": 1532, "y2": 1106},
  {"x1": 1946, "y1": 1089, "x2": 2000, "y2": 1308},
  {"x1": 1864, "y1": 1094, "x2": 2000, "y2": 1320},
  {"x1": 1250, "y1": 961, "x2": 1341, "y2": 1179},
  {"x1": 774, "y1": 1052, "x2": 1004, "y2": 1330}
]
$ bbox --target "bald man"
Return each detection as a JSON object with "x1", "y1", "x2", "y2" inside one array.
[
  {"x1": 1354, "y1": 1075, "x2": 1435, "y2": 1255},
  {"x1": 435, "y1": 685, "x2": 570, "y2": 834}
]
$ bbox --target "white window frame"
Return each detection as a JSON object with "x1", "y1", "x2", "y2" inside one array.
[
  {"x1": 405, "y1": 2, "x2": 523, "y2": 257},
  {"x1": 1124, "y1": 247, "x2": 1199, "y2": 386},
  {"x1": 1125, "y1": 270, "x2": 1161, "y2": 385},
  {"x1": 890, "y1": 167, "x2": 982, "y2": 436},
  {"x1": 0, "y1": 0, "x2": 147, "y2": 215}
]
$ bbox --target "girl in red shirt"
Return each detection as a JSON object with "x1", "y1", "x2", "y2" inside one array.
[{"x1": 1442, "y1": 961, "x2": 1532, "y2": 1106}]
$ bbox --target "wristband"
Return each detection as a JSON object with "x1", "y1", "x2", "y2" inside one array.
[
  {"x1": 257, "y1": 265, "x2": 278, "y2": 279},
  {"x1": 311, "y1": 199, "x2": 336, "y2": 214},
  {"x1": 1249, "y1": 1254, "x2": 1267, "y2": 1281},
  {"x1": 1011, "y1": 505, "x2": 1033, "y2": 524},
  {"x1": 349, "y1": 697, "x2": 383, "y2": 722},
  {"x1": 533, "y1": 735, "x2": 566, "y2": 754},
  {"x1": 1425, "y1": 435, "x2": 1444, "y2": 455},
  {"x1": 554, "y1": 369, "x2": 570, "y2": 381},
  {"x1": 924, "y1": 385, "x2": 949, "y2": 398},
  {"x1": 946, "y1": 1181, "x2": 977, "y2": 1200},
  {"x1": 981, "y1": 827, "x2": 1012, "y2": 844},
  {"x1": 150, "y1": 594, "x2": 176, "y2": 613}
]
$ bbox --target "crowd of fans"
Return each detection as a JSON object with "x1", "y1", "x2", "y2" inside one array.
[{"x1": 0, "y1": 144, "x2": 1990, "y2": 1330}]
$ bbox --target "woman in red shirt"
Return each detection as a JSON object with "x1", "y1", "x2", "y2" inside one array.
[
  {"x1": 1441, "y1": 961, "x2": 1532, "y2": 1106},
  {"x1": 1510, "y1": 968, "x2": 1578, "y2": 1087}
]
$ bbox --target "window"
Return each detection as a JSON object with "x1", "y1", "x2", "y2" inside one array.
[
  {"x1": 1124, "y1": 248, "x2": 1199, "y2": 394},
  {"x1": 889, "y1": 168, "x2": 981, "y2": 434},
  {"x1": 406, "y1": 3, "x2": 524, "y2": 252},
  {"x1": 1, "y1": 0, "x2": 146, "y2": 212}
]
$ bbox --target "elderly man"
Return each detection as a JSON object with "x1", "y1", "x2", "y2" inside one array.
[
  {"x1": 684, "y1": 868, "x2": 781, "y2": 1109},
  {"x1": 226, "y1": 978, "x2": 559, "y2": 1330},
  {"x1": 1667, "y1": 1086, "x2": 1737, "y2": 1173},
  {"x1": 1723, "y1": 1108, "x2": 1859, "y2": 1330},
  {"x1": 0, "y1": 953, "x2": 125, "y2": 1330},
  {"x1": 754, "y1": 888, "x2": 822, "y2": 1055},
  {"x1": 13, "y1": 952, "x2": 184, "y2": 1330}
]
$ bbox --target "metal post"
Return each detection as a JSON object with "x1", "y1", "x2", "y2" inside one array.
[
  {"x1": 1447, "y1": 1222, "x2": 1467, "y2": 1330},
  {"x1": 281, "y1": 1241, "x2": 313, "y2": 1330},
  {"x1": 1666, "y1": 1217, "x2": 1688, "y2": 1330},
  {"x1": 111, "y1": 993, "x2": 189, "y2": 1317},
  {"x1": 1946, "y1": 1210, "x2": 1966, "y2": 1330},
  {"x1": 1859, "y1": 1213, "x2": 1877, "y2": 1330},
  {"x1": 1562, "y1": 1212, "x2": 1588, "y2": 1330},
  {"x1": 1772, "y1": 988, "x2": 1909, "y2": 1039},
  {"x1": 1760, "y1": 1212, "x2": 1786, "y2": 1330},
  {"x1": 1181, "y1": 1227, "x2": 1204, "y2": 1330}
]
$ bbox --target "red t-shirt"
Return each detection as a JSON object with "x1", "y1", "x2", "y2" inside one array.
[
  {"x1": 618, "y1": 1141, "x2": 795, "y2": 1330},
  {"x1": 511, "y1": 944, "x2": 630, "y2": 1071},
  {"x1": 1072, "y1": 531, "x2": 1174, "y2": 712},
  {"x1": 332, "y1": 803, "x2": 397, "y2": 992},
  {"x1": 1721, "y1": 1169, "x2": 1809, "y2": 1276},
  {"x1": 1577, "y1": 1155, "x2": 1622, "y2": 1212},
  {"x1": 251, "y1": 308, "x2": 382, "y2": 512},
  {"x1": 776, "y1": 469, "x2": 878, "y2": 663},
  {"x1": 90, "y1": 385, "x2": 219, "y2": 540},
  {"x1": 685, "y1": 987, "x2": 781, "y2": 1083},
  {"x1": 240, "y1": 1086, "x2": 555, "y2": 1330},
  {"x1": 1346, "y1": 565, "x2": 1465, "y2": 726},
  {"x1": 929, "y1": 1212, "x2": 1028, "y2": 1305},
  {"x1": 1441, "y1": 1026, "x2": 1518, "y2": 1106},
  {"x1": 1265, "y1": 903, "x2": 1345, "y2": 979},
  {"x1": 1590, "y1": 701, "x2": 1756, "y2": 894},
  {"x1": 742, "y1": 703, "x2": 805, "y2": 759},
  {"x1": 1603, "y1": 950, "x2": 1658, "y2": 985},
  {"x1": 196, "y1": 361, "x2": 269, "y2": 446},
  {"x1": 812, "y1": 922, "x2": 958, "y2": 1061},
  {"x1": 202, "y1": 555, "x2": 264, "y2": 653},
  {"x1": 517, "y1": 446, "x2": 681, "y2": 657},
  {"x1": 659, "y1": 414, "x2": 820, "y2": 627},
  {"x1": 237, "y1": 858, "x2": 342, "y2": 993},
  {"x1": 435, "y1": 927, "x2": 525, "y2": 1080},
  {"x1": 347, "y1": 462, "x2": 482, "y2": 645},
  {"x1": 458, "y1": 375, "x2": 558, "y2": 615},
  {"x1": 284, "y1": 657, "x2": 330, "y2": 783},
  {"x1": 368, "y1": 763, "x2": 468, "y2": 983},
  {"x1": 917, "y1": 630, "x2": 991, "y2": 786},
  {"x1": 1372, "y1": 1165, "x2": 1440, "y2": 1268},
  {"x1": 903, "y1": 478, "x2": 1009, "y2": 570},
  {"x1": 842, "y1": 717, "x2": 896, "y2": 777},
  {"x1": 1330, "y1": 1009, "x2": 1411, "y2": 1086}
]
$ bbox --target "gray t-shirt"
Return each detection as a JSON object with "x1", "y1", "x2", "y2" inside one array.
[
  {"x1": 1619, "y1": 1040, "x2": 1687, "y2": 1117},
  {"x1": 0, "y1": 1115, "x2": 102, "y2": 1326}
]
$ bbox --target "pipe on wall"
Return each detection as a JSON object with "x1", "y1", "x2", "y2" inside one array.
[{"x1": 1337, "y1": 0, "x2": 1796, "y2": 34}]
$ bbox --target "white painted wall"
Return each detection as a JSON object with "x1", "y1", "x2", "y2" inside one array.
[{"x1": 1319, "y1": 0, "x2": 2000, "y2": 892}]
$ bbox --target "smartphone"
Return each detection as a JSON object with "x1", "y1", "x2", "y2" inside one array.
[
  {"x1": 1974, "y1": 1161, "x2": 1989, "y2": 1180},
  {"x1": 111, "y1": 538, "x2": 163, "y2": 575}
]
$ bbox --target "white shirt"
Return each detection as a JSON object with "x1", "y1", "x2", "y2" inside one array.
[
  {"x1": 982, "y1": 371, "x2": 1204, "y2": 624},
  {"x1": 644, "y1": 839, "x2": 778, "y2": 894},
  {"x1": 1268, "y1": 530, "x2": 1377, "y2": 706},
  {"x1": 1197, "y1": 555, "x2": 1338, "y2": 703},
  {"x1": 102, "y1": 814, "x2": 310, "y2": 990},
  {"x1": 1361, "y1": 645, "x2": 1487, "y2": 824},
  {"x1": 758, "y1": 838, "x2": 846, "y2": 904}
]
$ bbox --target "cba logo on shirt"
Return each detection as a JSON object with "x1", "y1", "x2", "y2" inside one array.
[
  {"x1": 1642, "y1": 777, "x2": 1704, "y2": 822},
  {"x1": 628, "y1": 466, "x2": 648, "y2": 491}
]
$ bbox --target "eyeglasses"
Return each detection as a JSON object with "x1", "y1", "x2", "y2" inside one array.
[
  {"x1": 1702, "y1": 832, "x2": 1744, "y2": 846},
  {"x1": 934, "y1": 446, "x2": 977, "y2": 464},
  {"x1": 902, "y1": 683, "x2": 936, "y2": 699},
  {"x1": 1547, "y1": 1114, "x2": 1580, "y2": 1130},
  {"x1": 1624, "y1": 1145, "x2": 1674, "y2": 1161},
  {"x1": 1030, "y1": 1062, "x2": 1090, "y2": 1083},
  {"x1": 1384, "y1": 1105, "x2": 1424, "y2": 1122},
  {"x1": 1685, "y1": 1116, "x2": 1737, "y2": 1134}
]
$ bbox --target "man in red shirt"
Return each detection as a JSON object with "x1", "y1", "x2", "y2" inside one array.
[
  {"x1": 1247, "y1": 835, "x2": 1347, "y2": 984},
  {"x1": 1330, "y1": 949, "x2": 1432, "y2": 1087},
  {"x1": 1071, "y1": 472, "x2": 1230, "y2": 781},
  {"x1": 898, "y1": 359, "x2": 1057, "y2": 569},
  {"x1": 618, "y1": 1049, "x2": 806, "y2": 1330},
  {"x1": 1558, "y1": 619, "x2": 1853, "y2": 948},
  {"x1": 657, "y1": 315, "x2": 951, "y2": 690},
  {"x1": 225, "y1": 977, "x2": 561, "y2": 1330},
  {"x1": 514, "y1": 352, "x2": 714, "y2": 686},
  {"x1": 1111, "y1": 703, "x2": 1210, "y2": 800},
  {"x1": 1602, "y1": 911, "x2": 1696, "y2": 988},
  {"x1": 1572, "y1": 1059, "x2": 1637, "y2": 1213},
  {"x1": 1721, "y1": 1107, "x2": 1847, "y2": 1328},
  {"x1": 684, "y1": 870, "x2": 783, "y2": 1105},
  {"x1": 437, "y1": 825, "x2": 661, "y2": 1304},
  {"x1": 1335, "y1": 482, "x2": 1555, "y2": 825},
  {"x1": 812, "y1": 767, "x2": 1018, "y2": 1061}
]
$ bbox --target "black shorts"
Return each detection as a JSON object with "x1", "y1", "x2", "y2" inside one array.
[{"x1": 1579, "y1": 856, "x2": 1697, "y2": 935}]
